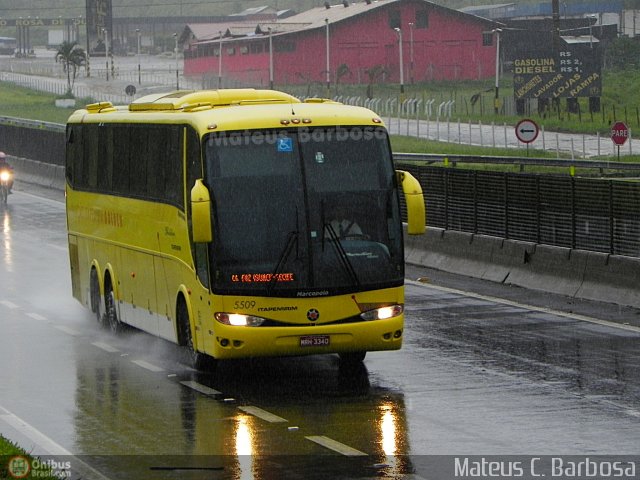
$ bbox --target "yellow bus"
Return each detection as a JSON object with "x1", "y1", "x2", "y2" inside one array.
[{"x1": 65, "y1": 89, "x2": 425, "y2": 368}]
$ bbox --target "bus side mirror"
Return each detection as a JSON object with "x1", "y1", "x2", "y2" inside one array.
[
  {"x1": 396, "y1": 170, "x2": 426, "y2": 235},
  {"x1": 191, "y1": 179, "x2": 213, "y2": 243}
]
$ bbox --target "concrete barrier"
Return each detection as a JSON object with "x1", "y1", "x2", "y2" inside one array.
[
  {"x1": 505, "y1": 245, "x2": 588, "y2": 298},
  {"x1": 406, "y1": 226, "x2": 640, "y2": 309},
  {"x1": 9, "y1": 155, "x2": 65, "y2": 191},
  {"x1": 577, "y1": 252, "x2": 640, "y2": 307}
]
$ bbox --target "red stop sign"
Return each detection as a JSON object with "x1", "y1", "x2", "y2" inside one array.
[{"x1": 611, "y1": 121, "x2": 629, "y2": 146}]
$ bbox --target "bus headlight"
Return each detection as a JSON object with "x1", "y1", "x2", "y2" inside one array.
[
  {"x1": 215, "y1": 312, "x2": 266, "y2": 327},
  {"x1": 360, "y1": 304, "x2": 404, "y2": 321}
]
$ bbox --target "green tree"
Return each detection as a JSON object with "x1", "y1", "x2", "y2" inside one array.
[
  {"x1": 365, "y1": 65, "x2": 387, "y2": 99},
  {"x1": 604, "y1": 36, "x2": 640, "y2": 70},
  {"x1": 55, "y1": 41, "x2": 87, "y2": 96}
]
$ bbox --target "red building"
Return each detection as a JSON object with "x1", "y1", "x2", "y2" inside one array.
[{"x1": 182, "y1": 0, "x2": 502, "y2": 87}]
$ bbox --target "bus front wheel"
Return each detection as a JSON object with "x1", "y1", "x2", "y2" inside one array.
[
  {"x1": 338, "y1": 351, "x2": 367, "y2": 366},
  {"x1": 177, "y1": 299, "x2": 212, "y2": 371}
]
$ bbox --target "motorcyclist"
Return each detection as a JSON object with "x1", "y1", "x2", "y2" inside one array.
[{"x1": 0, "y1": 151, "x2": 14, "y2": 194}]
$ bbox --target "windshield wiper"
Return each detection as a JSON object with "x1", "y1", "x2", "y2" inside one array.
[
  {"x1": 323, "y1": 222, "x2": 360, "y2": 287},
  {"x1": 267, "y1": 230, "x2": 298, "y2": 294}
]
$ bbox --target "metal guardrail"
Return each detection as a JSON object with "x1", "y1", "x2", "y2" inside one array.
[
  {"x1": 393, "y1": 152, "x2": 640, "y2": 171},
  {"x1": 0, "y1": 115, "x2": 65, "y2": 133}
]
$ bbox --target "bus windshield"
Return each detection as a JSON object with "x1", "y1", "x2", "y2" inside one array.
[{"x1": 204, "y1": 126, "x2": 404, "y2": 297}]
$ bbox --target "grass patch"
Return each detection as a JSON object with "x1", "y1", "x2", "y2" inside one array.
[
  {"x1": 391, "y1": 135, "x2": 640, "y2": 176},
  {"x1": 0, "y1": 81, "x2": 94, "y2": 124},
  {"x1": 0, "y1": 435, "x2": 59, "y2": 479}
]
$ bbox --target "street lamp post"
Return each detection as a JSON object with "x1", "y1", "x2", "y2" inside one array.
[
  {"x1": 136, "y1": 29, "x2": 141, "y2": 85},
  {"x1": 103, "y1": 28, "x2": 109, "y2": 81},
  {"x1": 493, "y1": 28, "x2": 502, "y2": 114},
  {"x1": 394, "y1": 27, "x2": 404, "y2": 97},
  {"x1": 218, "y1": 31, "x2": 223, "y2": 89},
  {"x1": 587, "y1": 14, "x2": 598, "y2": 49},
  {"x1": 268, "y1": 27, "x2": 274, "y2": 89},
  {"x1": 325, "y1": 18, "x2": 330, "y2": 96},
  {"x1": 173, "y1": 33, "x2": 179, "y2": 90},
  {"x1": 409, "y1": 22, "x2": 414, "y2": 84}
]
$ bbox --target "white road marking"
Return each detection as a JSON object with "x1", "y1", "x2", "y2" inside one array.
[
  {"x1": 26, "y1": 312, "x2": 47, "y2": 321},
  {"x1": 0, "y1": 410, "x2": 72, "y2": 456},
  {"x1": 406, "y1": 279, "x2": 640, "y2": 334},
  {"x1": 305, "y1": 435, "x2": 367, "y2": 456},
  {"x1": 131, "y1": 359, "x2": 165, "y2": 372},
  {"x1": 180, "y1": 380, "x2": 221, "y2": 396},
  {"x1": 91, "y1": 341, "x2": 120, "y2": 353},
  {"x1": 238, "y1": 406, "x2": 288, "y2": 423},
  {"x1": 54, "y1": 325, "x2": 80, "y2": 336},
  {"x1": 0, "y1": 300, "x2": 19, "y2": 309},
  {"x1": 0, "y1": 405, "x2": 113, "y2": 479}
]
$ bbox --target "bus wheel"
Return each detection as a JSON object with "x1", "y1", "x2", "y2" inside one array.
[
  {"x1": 177, "y1": 299, "x2": 212, "y2": 371},
  {"x1": 89, "y1": 269, "x2": 104, "y2": 326},
  {"x1": 104, "y1": 283, "x2": 123, "y2": 334},
  {"x1": 338, "y1": 351, "x2": 366, "y2": 367}
]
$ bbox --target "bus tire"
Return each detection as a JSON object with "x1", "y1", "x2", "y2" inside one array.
[
  {"x1": 177, "y1": 298, "x2": 212, "y2": 371},
  {"x1": 89, "y1": 268, "x2": 104, "y2": 326},
  {"x1": 338, "y1": 351, "x2": 366, "y2": 366},
  {"x1": 104, "y1": 279, "x2": 124, "y2": 334}
]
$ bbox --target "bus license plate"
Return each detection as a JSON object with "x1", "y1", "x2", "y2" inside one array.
[{"x1": 300, "y1": 335, "x2": 330, "y2": 347}]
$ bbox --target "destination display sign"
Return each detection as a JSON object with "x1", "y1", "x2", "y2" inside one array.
[{"x1": 513, "y1": 45, "x2": 602, "y2": 100}]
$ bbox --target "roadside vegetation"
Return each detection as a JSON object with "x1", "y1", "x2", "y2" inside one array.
[
  {"x1": 0, "y1": 81, "x2": 94, "y2": 124},
  {"x1": 0, "y1": 435, "x2": 58, "y2": 480}
]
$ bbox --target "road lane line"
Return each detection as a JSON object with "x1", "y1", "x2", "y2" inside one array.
[
  {"x1": 132, "y1": 359, "x2": 165, "y2": 372},
  {"x1": 406, "y1": 279, "x2": 640, "y2": 334},
  {"x1": 54, "y1": 325, "x2": 80, "y2": 336},
  {"x1": 0, "y1": 404, "x2": 113, "y2": 480},
  {"x1": 0, "y1": 411, "x2": 72, "y2": 456},
  {"x1": 0, "y1": 300, "x2": 20, "y2": 309},
  {"x1": 305, "y1": 435, "x2": 367, "y2": 456},
  {"x1": 238, "y1": 406, "x2": 288, "y2": 423},
  {"x1": 179, "y1": 380, "x2": 221, "y2": 396},
  {"x1": 91, "y1": 341, "x2": 120, "y2": 353},
  {"x1": 26, "y1": 312, "x2": 47, "y2": 321}
]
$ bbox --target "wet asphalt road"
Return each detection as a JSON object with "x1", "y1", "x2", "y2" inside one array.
[{"x1": 2, "y1": 187, "x2": 640, "y2": 479}]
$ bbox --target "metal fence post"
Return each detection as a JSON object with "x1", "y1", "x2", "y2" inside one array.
[{"x1": 609, "y1": 180, "x2": 614, "y2": 254}]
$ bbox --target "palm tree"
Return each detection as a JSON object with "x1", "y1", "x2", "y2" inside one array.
[
  {"x1": 334, "y1": 63, "x2": 352, "y2": 95},
  {"x1": 55, "y1": 41, "x2": 87, "y2": 96},
  {"x1": 365, "y1": 65, "x2": 387, "y2": 99}
]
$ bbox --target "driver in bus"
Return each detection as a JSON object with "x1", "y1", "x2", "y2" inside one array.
[
  {"x1": 330, "y1": 218, "x2": 363, "y2": 238},
  {"x1": 0, "y1": 152, "x2": 14, "y2": 194}
]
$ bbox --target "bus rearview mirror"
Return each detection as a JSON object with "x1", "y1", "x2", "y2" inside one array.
[
  {"x1": 191, "y1": 179, "x2": 213, "y2": 243},
  {"x1": 396, "y1": 170, "x2": 426, "y2": 235}
]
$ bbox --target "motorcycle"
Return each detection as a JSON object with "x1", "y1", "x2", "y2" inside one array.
[{"x1": 0, "y1": 168, "x2": 12, "y2": 205}]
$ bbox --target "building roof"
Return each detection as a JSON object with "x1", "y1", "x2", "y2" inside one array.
[
  {"x1": 184, "y1": 0, "x2": 501, "y2": 46},
  {"x1": 283, "y1": 0, "x2": 499, "y2": 31},
  {"x1": 561, "y1": 34, "x2": 599, "y2": 45}
]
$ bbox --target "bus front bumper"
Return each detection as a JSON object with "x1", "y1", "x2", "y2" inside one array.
[{"x1": 206, "y1": 315, "x2": 404, "y2": 360}]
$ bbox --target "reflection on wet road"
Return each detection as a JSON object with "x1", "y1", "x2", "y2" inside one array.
[{"x1": 1, "y1": 191, "x2": 640, "y2": 479}]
